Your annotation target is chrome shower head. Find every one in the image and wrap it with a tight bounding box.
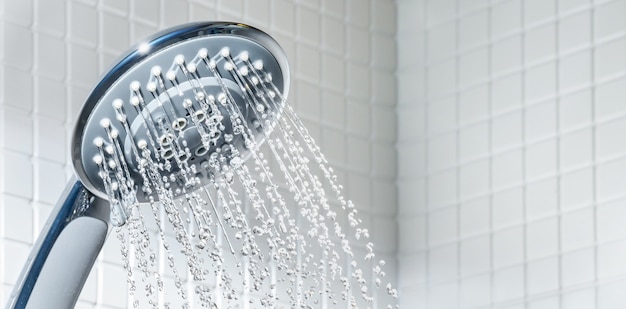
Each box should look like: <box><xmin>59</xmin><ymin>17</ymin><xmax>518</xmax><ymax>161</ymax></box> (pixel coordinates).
<box><xmin>8</xmin><ymin>21</ymin><xmax>291</xmax><ymax>309</ymax></box>
<box><xmin>72</xmin><ymin>22</ymin><xmax>290</xmax><ymax>206</ymax></box>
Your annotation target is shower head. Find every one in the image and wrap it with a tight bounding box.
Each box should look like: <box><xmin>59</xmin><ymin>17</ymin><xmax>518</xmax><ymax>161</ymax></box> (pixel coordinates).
<box><xmin>8</xmin><ymin>21</ymin><xmax>291</xmax><ymax>309</ymax></box>
<box><xmin>72</xmin><ymin>22</ymin><xmax>290</xmax><ymax>206</ymax></box>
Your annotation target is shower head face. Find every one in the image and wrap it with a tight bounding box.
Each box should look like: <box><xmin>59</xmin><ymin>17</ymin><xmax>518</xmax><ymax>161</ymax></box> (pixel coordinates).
<box><xmin>71</xmin><ymin>22</ymin><xmax>290</xmax><ymax>203</ymax></box>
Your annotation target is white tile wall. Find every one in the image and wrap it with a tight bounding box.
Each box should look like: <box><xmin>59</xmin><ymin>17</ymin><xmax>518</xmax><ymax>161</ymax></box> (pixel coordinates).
<box><xmin>397</xmin><ymin>0</ymin><xmax>626</xmax><ymax>307</ymax></box>
<box><xmin>0</xmin><ymin>0</ymin><xmax>398</xmax><ymax>308</ymax></box>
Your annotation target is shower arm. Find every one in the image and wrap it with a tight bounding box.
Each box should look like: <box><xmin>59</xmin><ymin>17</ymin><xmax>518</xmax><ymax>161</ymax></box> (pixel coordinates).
<box><xmin>6</xmin><ymin>176</ymin><xmax>110</xmax><ymax>309</ymax></box>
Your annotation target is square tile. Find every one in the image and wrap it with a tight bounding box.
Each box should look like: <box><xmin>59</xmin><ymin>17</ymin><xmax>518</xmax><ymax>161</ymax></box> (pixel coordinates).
<box><xmin>526</xmin><ymin>177</ymin><xmax>558</xmax><ymax>219</ymax></box>
<box><xmin>562</xmin><ymin>248</ymin><xmax>595</xmax><ymax>287</ymax></box>
<box><xmin>594</xmin><ymin>0</ymin><xmax>626</xmax><ymax>41</ymax></box>
<box><xmin>69</xmin><ymin>1</ymin><xmax>98</xmax><ymax>46</ymax></box>
<box><xmin>3</xmin><ymin>0</ymin><xmax>33</xmax><ymax>27</ymax></box>
<box><xmin>1</xmin><ymin>150</ymin><xmax>33</xmax><ymax>198</ymax></box>
<box><xmin>427</xmin><ymin>0</ymin><xmax>455</xmax><ymax>26</ymax></box>
<box><xmin>561</xmin><ymin>208</ymin><xmax>595</xmax><ymax>251</ymax></box>
<box><xmin>595</xmin><ymin>38</ymin><xmax>626</xmax><ymax>81</ymax></box>
<box><xmin>597</xmin><ymin>199</ymin><xmax>626</xmax><ymax>242</ymax></box>
<box><xmin>102</xmin><ymin>12</ymin><xmax>129</xmax><ymax>52</ymax></box>
<box><xmin>492</xmin><ymin>111</ymin><xmax>523</xmax><ymax>152</ymax></box>
<box><xmin>527</xmin><ymin>256</ymin><xmax>559</xmax><ymax>295</ymax></box>
<box><xmin>525</xmin><ymin>140</ymin><xmax>557</xmax><ymax>181</ymax></box>
<box><xmin>525</xmin><ymin>23</ymin><xmax>556</xmax><ymax>65</ymax></box>
<box><xmin>559</xmin><ymin>10</ymin><xmax>591</xmax><ymax>52</ymax></box>
<box><xmin>560</xmin><ymin>168</ymin><xmax>594</xmax><ymax>210</ymax></box>
<box><xmin>428</xmin><ymin>281</ymin><xmax>459</xmax><ymax>308</ymax></box>
<box><xmin>459</xmin><ymin>85</ymin><xmax>489</xmax><ymax>125</ymax></box>
<box><xmin>597</xmin><ymin>117</ymin><xmax>626</xmax><ymax>161</ymax></box>
<box><xmin>1</xmin><ymin>109</ymin><xmax>33</xmax><ymax>155</ymax></box>
<box><xmin>2</xmin><ymin>195</ymin><xmax>32</xmax><ymax>243</ymax></box>
<box><xmin>595</xmin><ymin>77</ymin><xmax>626</xmax><ymax>122</ymax></box>
<box><xmin>559</xmin><ymin>50</ymin><xmax>592</xmax><ymax>92</ymax></box>
<box><xmin>346</xmin><ymin>136</ymin><xmax>370</xmax><ymax>172</ymax></box>
<box><xmin>492</xmin><ymin>73</ymin><xmax>523</xmax><ymax>114</ymax></box>
<box><xmin>526</xmin><ymin>217</ymin><xmax>558</xmax><ymax>259</ymax></box>
<box><xmin>459</xmin><ymin>47</ymin><xmax>489</xmax><ymax>88</ymax></box>
<box><xmin>460</xmin><ymin>274</ymin><xmax>491</xmax><ymax>308</ymax></box>
<box><xmin>36</xmin><ymin>76</ymin><xmax>66</xmax><ymax>123</ymax></box>
<box><xmin>346</xmin><ymin>101</ymin><xmax>370</xmax><ymax>136</ymax></box>
<box><xmin>491</xmin><ymin>0</ymin><xmax>522</xmax><ymax>39</ymax></box>
<box><xmin>399</xmin><ymin>215</ymin><xmax>427</xmax><ymax>252</ymax></box>
<box><xmin>493</xmin><ymin>226</ymin><xmax>524</xmax><ymax>268</ymax></box>
<box><xmin>273</xmin><ymin>0</ymin><xmax>295</xmax><ymax>34</ymax></box>
<box><xmin>372</xmin><ymin>106</ymin><xmax>396</xmax><ymax>141</ymax></box>
<box><xmin>459</xmin><ymin>121</ymin><xmax>489</xmax><ymax>161</ymax></box>
<box><xmin>428</xmin><ymin>169</ymin><xmax>458</xmax><ymax>208</ymax></box>
<box><xmin>598</xmin><ymin>280</ymin><xmax>626</xmax><ymax>308</ymax></box>
<box><xmin>558</xmin><ymin>0</ymin><xmax>590</xmax><ymax>12</ymax></box>
<box><xmin>524</xmin><ymin>0</ymin><xmax>556</xmax><ymax>25</ymax></box>
<box><xmin>428</xmin><ymin>244</ymin><xmax>458</xmax><ymax>283</ymax></box>
<box><xmin>525</xmin><ymin>100</ymin><xmax>557</xmax><ymax>142</ymax></box>
<box><xmin>493</xmin><ymin>187</ymin><xmax>524</xmax><ymax>229</ymax></box>
<box><xmin>563</xmin><ymin>288</ymin><xmax>596</xmax><ymax>309</ymax></box>
<box><xmin>37</xmin><ymin>33</ymin><xmax>66</xmax><ymax>79</ymax></box>
<box><xmin>427</xmin><ymin>132</ymin><xmax>457</xmax><ymax>172</ymax></box>
<box><xmin>298</xmin><ymin>6</ymin><xmax>320</xmax><ymax>44</ymax></box>
<box><xmin>459</xmin><ymin>10</ymin><xmax>489</xmax><ymax>50</ymax></box>
<box><xmin>560</xmin><ymin>128</ymin><xmax>593</xmax><ymax>171</ymax></box>
<box><xmin>460</xmin><ymin>197</ymin><xmax>490</xmax><ymax>236</ymax></box>
<box><xmin>427</xmin><ymin>23</ymin><xmax>456</xmax><ymax>62</ymax></box>
<box><xmin>493</xmin><ymin>265</ymin><xmax>525</xmax><ymax>303</ymax></box>
<box><xmin>459</xmin><ymin>159</ymin><xmax>490</xmax><ymax>200</ymax></box>
<box><xmin>372</xmin><ymin>143</ymin><xmax>396</xmax><ymax>178</ymax></box>
<box><xmin>492</xmin><ymin>149</ymin><xmax>523</xmax><ymax>189</ymax></box>
<box><xmin>491</xmin><ymin>35</ymin><xmax>522</xmax><ymax>76</ymax></box>
<box><xmin>598</xmin><ymin>240</ymin><xmax>626</xmax><ymax>279</ymax></box>
<box><xmin>35</xmin><ymin>161</ymin><xmax>66</xmax><ymax>205</ymax></box>
<box><xmin>460</xmin><ymin>235</ymin><xmax>490</xmax><ymax>276</ymax></box>
<box><xmin>525</xmin><ymin>61</ymin><xmax>557</xmax><ymax>102</ymax></box>
<box><xmin>398</xmin><ymin>252</ymin><xmax>427</xmax><ymax>286</ymax></box>
<box><xmin>346</xmin><ymin>62</ymin><xmax>370</xmax><ymax>100</ymax></box>
<box><xmin>35</xmin><ymin>118</ymin><xmax>66</xmax><ymax>163</ymax></box>
<box><xmin>427</xmin><ymin>59</ymin><xmax>456</xmax><ymax>98</ymax></box>
<box><xmin>246</xmin><ymin>0</ymin><xmax>270</xmax><ymax>24</ymax></box>
<box><xmin>429</xmin><ymin>207</ymin><xmax>458</xmax><ymax>245</ymax></box>
<box><xmin>3</xmin><ymin>66</ymin><xmax>34</xmax><ymax>112</ymax></box>
<box><xmin>2</xmin><ymin>240</ymin><xmax>30</xmax><ymax>284</ymax></box>
<box><xmin>428</xmin><ymin>97</ymin><xmax>456</xmax><ymax>135</ymax></box>
<box><xmin>597</xmin><ymin>157</ymin><xmax>626</xmax><ymax>202</ymax></box>
<box><xmin>560</xmin><ymin>90</ymin><xmax>592</xmax><ymax>131</ymax></box>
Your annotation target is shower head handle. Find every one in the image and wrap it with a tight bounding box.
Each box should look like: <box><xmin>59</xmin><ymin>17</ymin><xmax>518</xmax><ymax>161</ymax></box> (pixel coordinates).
<box><xmin>7</xmin><ymin>178</ymin><xmax>109</xmax><ymax>309</ymax></box>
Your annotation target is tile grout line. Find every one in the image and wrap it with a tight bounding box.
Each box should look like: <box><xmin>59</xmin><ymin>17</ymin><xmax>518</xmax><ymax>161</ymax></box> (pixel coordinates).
<box><xmin>554</xmin><ymin>1</ymin><xmax>563</xmax><ymax>307</ymax></box>
<box><xmin>590</xmin><ymin>0</ymin><xmax>599</xmax><ymax>306</ymax></box>
<box><xmin>423</xmin><ymin>0</ymin><xmax>431</xmax><ymax>307</ymax></box>
<box><xmin>520</xmin><ymin>0</ymin><xmax>528</xmax><ymax>306</ymax></box>
<box><xmin>453</xmin><ymin>0</ymin><xmax>461</xmax><ymax>306</ymax></box>
<box><xmin>486</xmin><ymin>0</ymin><xmax>495</xmax><ymax>307</ymax></box>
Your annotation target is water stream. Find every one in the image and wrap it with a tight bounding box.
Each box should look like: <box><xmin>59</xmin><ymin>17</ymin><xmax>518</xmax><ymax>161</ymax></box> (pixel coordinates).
<box><xmin>95</xmin><ymin>49</ymin><xmax>399</xmax><ymax>308</ymax></box>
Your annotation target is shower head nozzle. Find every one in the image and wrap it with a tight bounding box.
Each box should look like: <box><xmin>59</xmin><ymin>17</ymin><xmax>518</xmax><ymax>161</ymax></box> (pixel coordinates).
<box><xmin>71</xmin><ymin>22</ymin><xmax>290</xmax><ymax>206</ymax></box>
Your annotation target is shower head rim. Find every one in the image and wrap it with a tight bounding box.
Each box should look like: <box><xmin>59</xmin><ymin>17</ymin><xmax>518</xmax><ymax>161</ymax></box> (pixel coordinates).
<box><xmin>70</xmin><ymin>21</ymin><xmax>291</xmax><ymax>201</ymax></box>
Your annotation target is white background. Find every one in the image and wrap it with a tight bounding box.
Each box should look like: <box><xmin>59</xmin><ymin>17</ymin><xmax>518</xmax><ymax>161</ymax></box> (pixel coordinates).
<box><xmin>398</xmin><ymin>0</ymin><xmax>626</xmax><ymax>308</ymax></box>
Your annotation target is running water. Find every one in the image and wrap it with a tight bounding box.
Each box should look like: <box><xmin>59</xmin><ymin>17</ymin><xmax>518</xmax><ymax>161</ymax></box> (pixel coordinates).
<box><xmin>93</xmin><ymin>47</ymin><xmax>399</xmax><ymax>308</ymax></box>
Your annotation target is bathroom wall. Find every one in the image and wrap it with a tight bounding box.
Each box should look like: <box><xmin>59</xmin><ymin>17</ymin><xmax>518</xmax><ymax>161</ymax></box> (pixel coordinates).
<box><xmin>397</xmin><ymin>0</ymin><xmax>626</xmax><ymax>307</ymax></box>
<box><xmin>0</xmin><ymin>0</ymin><xmax>397</xmax><ymax>308</ymax></box>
